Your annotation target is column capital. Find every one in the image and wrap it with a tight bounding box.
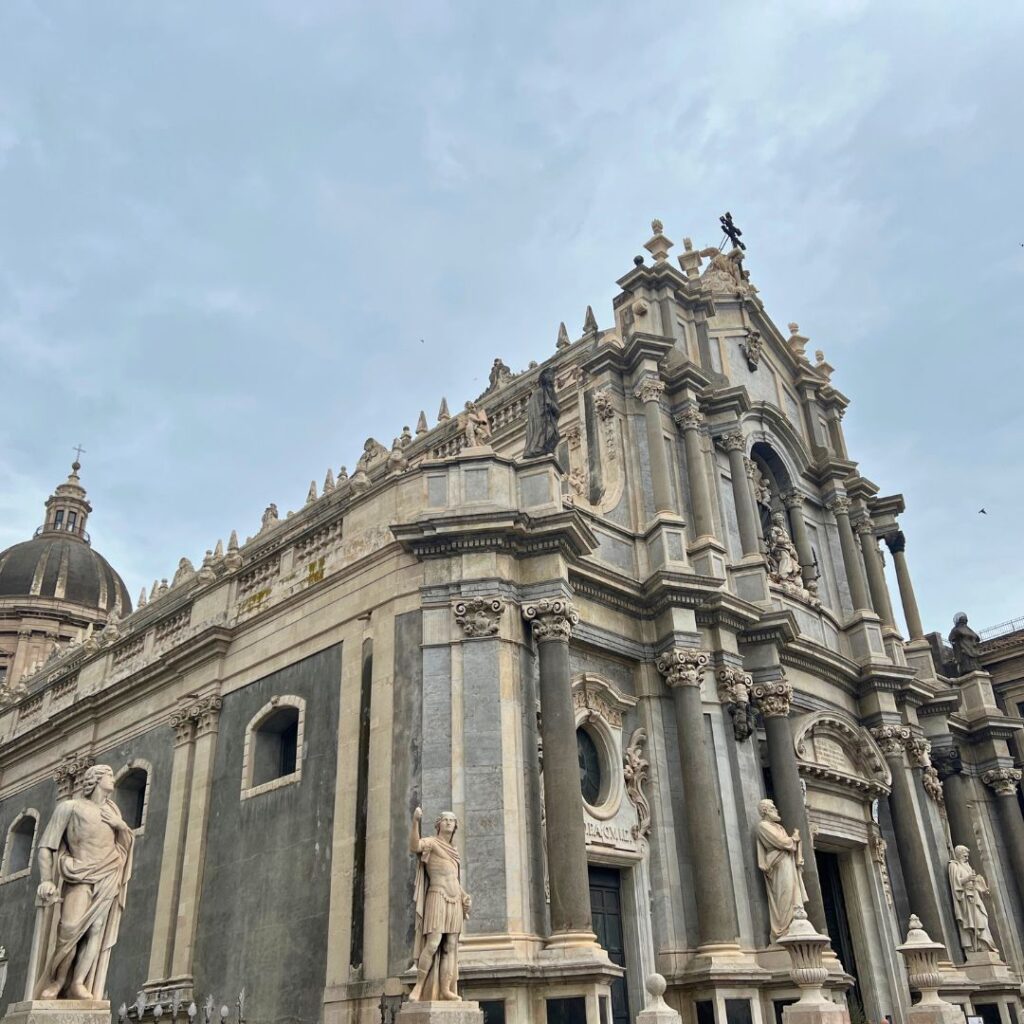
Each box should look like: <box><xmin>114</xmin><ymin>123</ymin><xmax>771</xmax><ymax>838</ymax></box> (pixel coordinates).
<box><xmin>982</xmin><ymin>766</ymin><xmax>1022</xmax><ymax>797</ymax></box>
<box><xmin>750</xmin><ymin>677</ymin><xmax>793</xmax><ymax>717</ymax></box>
<box><xmin>884</xmin><ymin>529</ymin><xmax>906</xmax><ymax>554</ymax></box>
<box><xmin>655</xmin><ymin>647</ymin><xmax>710</xmax><ymax>688</ymax></box>
<box><xmin>933</xmin><ymin>746</ymin><xmax>962</xmax><ymax>780</ymax></box>
<box><xmin>674</xmin><ymin>407</ymin><xmax>705</xmax><ymax>432</ymax></box>
<box><xmin>715</xmin><ymin>665</ymin><xmax>753</xmax><ymax>703</ymax></box>
<box><xmin>189</xmin><ymin>693</ymin><xmax>223</xmax><ymax>738</ymax></box>
<box><xmin>169</xmin><ymin>706</ymin><xmax>195</xmax><ymax>746</ymax></box>
<box><xmin>53</xmin><ymin>750</ymin><xmax>95</xmax><ymax>799</ymax></box>
<box><xmin>633</xmin><ymin>376</ymin><xmax>666</xmax><ymax>404</ymax></box>
<box><xmin>781</xmin><ymin>488</ymin><xmax>805</xmax><ymax>510</ymax></box>
<box><xmin>523</xmin><ymin>597</ymin><xmax>579</xmax><ymax>643</ymax></box>
<box><xmin>871</xmin><ymin>724</ymin><xmax>911</xmax><ymax>758</ymax></box>
<box><xmin>453</xmin><ymin>596</ymin><xmax>505</xmax><ymax>638</ymax></box>
<box><xmin>827</xmin><ymin>495</ymin><xmax>852</xmax><ymax>517</ymax></box>
<box><xmin>852</xmin><ymin>516</ymin><xmax>876</xmax><ymax>537</ymax></box>
<box><xmin>716</xmin><ymin>430</ymin><xmax>747</xmax><ymax>453</ymax></box>
<box><xmin>905</xmin><ymin>735</ymin><xmax>932</xmax><ymax>768</ymax></box>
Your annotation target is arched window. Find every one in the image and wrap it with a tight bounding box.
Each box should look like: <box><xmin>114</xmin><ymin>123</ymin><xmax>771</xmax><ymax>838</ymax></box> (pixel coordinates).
<box><xmin>242</xmin><ymin>695</ymin><xmax>306</xmax><ymax>799</ymax></box>
<box><xmin>1</xmin><ymin>809</ymin><xmax>39</xmax><ymax>882</ymax></box>
<box><xmin>114</xmin><ymin>761</ymin><xmax>151</xmax><ymax>832</ymax></box>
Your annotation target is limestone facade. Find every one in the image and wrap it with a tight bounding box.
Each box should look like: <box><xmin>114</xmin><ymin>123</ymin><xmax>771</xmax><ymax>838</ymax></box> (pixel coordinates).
<box><xmin>1</xmin><ymin>222</ymin><xmax>1023</xmax><ymax>1024</ymax></box>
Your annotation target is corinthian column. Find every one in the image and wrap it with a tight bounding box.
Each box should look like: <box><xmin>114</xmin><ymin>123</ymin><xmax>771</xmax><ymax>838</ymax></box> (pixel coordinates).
<box><xmin>982</xmin><ymin>768</ymin><xmax>1024</xmax><ymax>898</ymax></box>
<box><xmin>523</xmin><ymin>598</ymin><xmax>594</xmax><ymax>940</ymax></box>
<box><xmin>750</xmin><ymin>676</ymin><xmax>828</xmax><ymax>936</ymax></box>
<box><xmin>634</xmin><ymin>376</ymin><xmax>675</xmax><ymax>516</ymax></box>
<box><xmin>828</xmin><ymin>496</ymin><xmax>871</xmax><ymax>613</ymax></box>
<box><xmin>674</xmin><ymin>406</ymin><xmax>716</xmax><ymax>540</ymax></box>
<box><xmin>854</xmin><ymin>517</ymin><xmax>896</xmax><ymax>629</ymax></box>
<box><xmin>872</xmin><ymin>725</ymin><xmax>944</xmax><ymax>943</ymax></box>
<box><xmin>718</xmin><ymin>431</ymin><xmax>760</xmax><ymax>556</ymax></box>
<box><xmin>656</xmin><ymin>648</ymin><xmax>739</xmax><ymax>945</ymax></box>
<box><xmin>884</xmin><ymin>531</ymin><xmax>924</xmax><ymax>640</ymax></box>
<box><xmin>781</xmin><ymin>489</ymin><xmax>817</xmax><ymax>590</ymax></box>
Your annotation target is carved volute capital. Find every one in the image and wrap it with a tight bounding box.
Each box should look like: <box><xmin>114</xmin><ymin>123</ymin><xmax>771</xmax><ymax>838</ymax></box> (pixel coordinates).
<box><xmin>633</xmin><ymin>376</ymin><xmax>666</xmax><ymax>405</ymax></box>
<box><xmin>871</xmin><ymin>724</ymin><xmax>912</xmax><ymax>759</ymax></box>
<box><xmin>906</xmin><ymin>735</ymin><xmax>932</xmax><ymax>768</ymax></box>
<box><xmin>453</xmin><ymin>597</ymin><xmax>505</xmax><ymax>638</ymax></box>
<box><xmin>523</xmin><ymin>598</ymin><xmax>579</xmax><ymax>644</ymax></box>
<box><xmin>674</xmin><ymin>407</ymin><xmax>705</xmax><ymax>432</ymax></box>
<box><xmin>715</xmin><ymin>665</ymin><xmax>753</xmax><ymax>704</ymax></box>
<box><xmin>852</xmin><ymin>516</ymin><xmax>876</xmax><ymax>538</ymax></box>
<box><xmin>982</xmin><ymin>766</ymin><xmax>1022</xmax><ymax>797</ymax></box>
<box><xmin>933</xmin><ymin>746</ymin><xmax>963</xmax><ymax>780</ymax></box>
<box><xmin>189</xmin><ymin>694</ymin><xmax>223</xmax><ymax>738</ymax></box>
<box><xmin>53</xmin><ymin>751</ymin><xmax>96</xmax><ymax>799</ymax></box>
<box><xmin>655</xmin><ymin>647</ymin><xmax>710</xmax><ymax>689</ymax></box>
<box><xmin>827</xmin><ymin>495</ymin><xmax>852</xmax><ymax>518</ymax></box>
<box><xmin>170</xmin><ymin>707</ymin><xmax>195</xmax><ymax>746</ymax></box>
<box><xmin>781</xmin><ymin>488</ymin><xmax>804</xmax><ymax>511</ymax></box>
<box><xmin>884</xmin><ymin>530</ymin><xmax>907</xmax><ymax>555</ymax></box>
<box><xmin>717</xmin><ymin>430</ymin><xmax>747</xmax><ymax>454</ymax></box>
<box><xmin>750</xmin><ymin>678</ymin><xmax>793</xmax><ymax>718</ymax></box>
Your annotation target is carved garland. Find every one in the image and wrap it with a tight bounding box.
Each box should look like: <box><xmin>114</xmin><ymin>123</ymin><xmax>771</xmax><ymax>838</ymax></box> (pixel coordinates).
<box><xmin>623</xmin><ymin>728</ymin><xmax>651</xmax><ymax>842</ymax></box>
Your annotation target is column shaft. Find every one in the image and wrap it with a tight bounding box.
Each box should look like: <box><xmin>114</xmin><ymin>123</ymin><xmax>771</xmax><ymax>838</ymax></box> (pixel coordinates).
<box><xmin>721</xmin><ymin>435</ymin><xmax>760</xmax><ymax>556</ymax></box>
<box><xmin>830</xmin><ymin>498</ymin><xmax>871</xmax><ymax>612</ymax></box>
<box><xmin>885</xmin><ymin>532</ymin><xmax>924</xmax><ymax>639</ymax></box>
<box><xmin>984</xmin><ymin>770</ymin><xmax>1024</xmax><ymax>902</ymax></box>
<box><xmin>942</xmin><ymin>774</ymin><xmax>974</xmax><ymax>850</ymax></box>
<box><xmin>677</xmin><ymin>410</ymin><xmax>716</xmax><ymax>540</ymax></box>
<box><xmin>857</xmin><ymin>523</ymin><xmax>896</xmax><ymax>629</ymax></box>
<box><xmin>782</xmin><ymin>491</ymin><xmax>817</xmax><ymax>587</ymax></box>
<box><xmin>658</xmin><ymin>650</ymin><xmax>739</xmax><ymax>946</ymax></box>
<box><xmin>636</xmin><ymin>378</ymin><xmax>675</xmax><ymax>516</ymax></box>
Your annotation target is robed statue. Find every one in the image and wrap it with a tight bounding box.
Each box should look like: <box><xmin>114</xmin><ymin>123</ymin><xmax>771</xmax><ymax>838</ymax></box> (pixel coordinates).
<box><xmin>33</xmin><ymin>764</ymin><xmax>134</xmax><ymax>1000</ymax></box>
<box><xmin>948</xmin><ymin>845</ymin><xmax>997</xmax><ymax>953</ymax></box>
<box><xmin>755</xmin><ymin>798</ymin><xmax>808</xmax><ymax>941</ymax></box>
<box><xmin>408</xmin><ymin>807</ymin><xmax>471</xmax><ymax>1001</ymax></box>
<box><xmin>522</xmin><ymin>368</ymin><xmax>560</xmax><ymax>459</ymax></box>
<box><xmin>948</xmin><ymin>613</ymin><xmax>982</xmax><ymax>676</ymax></box>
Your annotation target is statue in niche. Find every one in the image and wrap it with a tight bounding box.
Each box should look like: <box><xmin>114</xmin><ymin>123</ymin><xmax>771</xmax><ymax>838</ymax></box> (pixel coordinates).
<box><xmin>755</xmin><ymin>798</ymin><xmax>808</xmax><ymax>941</ymax></box>
<box><xmin>408</xmin><ymin>807</ymin><xmax>471</xmax><ymax>1001</ymax></box>
<box><xmin>948</xmin><ymin>845</ymin><xmax>997</xmax><ymax>953</ymax></box>
<box><xmin>33</xmin><ymin>764</ymin><xmax>134</xmax><ymax>1000</ymax></box>
<box><xmin>522</xmin><ymin>367</ymin><xmax>560</xmax><ymax>458</ymax></box>
<box><xmin>948</xmin><ymin>613</ymin><xmax>982</xmax><ymax>676</ymax></box>
<box><xmin>460</xmin><ymin>401</ymin><xmax>491</xmax><ymax>447</ymax></box>
<box><xmin>766</xmin><ymin>512</ymin><xmax>803</xmax><ymax>586</ymax></box>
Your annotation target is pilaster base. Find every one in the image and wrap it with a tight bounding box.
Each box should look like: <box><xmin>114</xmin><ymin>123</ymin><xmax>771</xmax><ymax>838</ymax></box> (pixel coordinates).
<box><xmin>1</xmin><ymin>1001</ymin><xmax>111</xmax><ymax>1024</ymax></box>
<box><xmin>843</xmin><ymin>610</ymin><xmax>886</xmax><ymax>664</ymax></box>
<box><xmin>962</xmin><ymin>950</ymin><xmax>1017</xmax><ymax>984</ymax></box>
<box><xmin>781</xmin><ymin>998</ymin><xmax>850</xmax><ymax>1024</ymax></box>
<box><xmin>642</xmin><ymin>517</ymin><xmax>691</xmax><ymax>575</ymax></box>
<box><xmin>397</xmin><ymin>1001</ymin><xmax>484</xmax><ymax>1024</ymax></box>
<box><xmin>681</xmin><ymin>944</ymin><xmax>770</xmax><ymax>986</ymax></box>
<box><xmin>906</xmin><ymin>999</ymin><xmax>967</xmax><ymax>1024</ymax></box>
<box><xmin>730</xmin><ymin>560</ymin><xmax>770</xmax><ymax>604</ymax></box>
<box><xmin>687</xmin><ymin>538</ymin><xmax>727</xmax><ymax>579</ymax></box>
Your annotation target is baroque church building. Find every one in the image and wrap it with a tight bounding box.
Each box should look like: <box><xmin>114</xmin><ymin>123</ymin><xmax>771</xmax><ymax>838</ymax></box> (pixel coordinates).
<box><xmin>1</xmin><ymin>222</ymin><xmax>1023</xmax><ymax>1024</ymax></box>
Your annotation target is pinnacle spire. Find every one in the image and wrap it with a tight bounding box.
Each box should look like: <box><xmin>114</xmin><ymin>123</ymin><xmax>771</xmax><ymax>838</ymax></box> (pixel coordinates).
<box><xmin>556</xmin><ymin>322</ymin><xmax>570</xmax><ymax>349</ymax></box>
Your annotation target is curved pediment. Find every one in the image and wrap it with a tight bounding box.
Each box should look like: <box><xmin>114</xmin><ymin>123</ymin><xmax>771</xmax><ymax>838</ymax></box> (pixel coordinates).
<box><xmin>793</xmin><ymin>710</ymin><xmax>891</xmax><ymax>796</ymax></box>
<box><xmin>572</xmin><ymin>672</ymin><xmax>637</xmax><ymax>728</ymax></box>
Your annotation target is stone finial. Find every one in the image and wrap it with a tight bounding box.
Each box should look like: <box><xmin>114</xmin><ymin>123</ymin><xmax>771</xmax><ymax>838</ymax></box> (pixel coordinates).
<box><xmin>399</xmin><ymin>425</ymin><xmax>413</xmax><ymax>448</ymax></box>
<box><xmin>416</xmin><ymin>410</ymin><xmax>428</xmax><ymax>435</ymax></box>
<box><xmin>644</xmin><ymin>219</ymin><xmax>674</xmax><ymax>263</ymax></box>
<box><xmin>582</xmin><ymin>306</ymin><xmax>599</xmax><ymax>336</ymax></box>
<box><xmin>788</xmin><ymin>322</ymin><xmax>800</xmax><ymax>335</ymax></box>
<box><xmin>149</xmin><ymin>579</ymin><xmax>160</xmax><ymax>602</ymax></box>
<box><xmin>306</xmin><ymin>481</ymin><xmax>318</xmax><ymax>505</ymax></box>
<box><xmin>214</xmin><ymin>538</ymin><xmax>224</xmax><ymax>558</ymax></box>
<box><xmin>228</xmin><ymin>530</ymin><xmax>239</xmax><ymax>551</ymax></box>
<box><xmin>137</xmin><ymin>587</ymin><xmax>148</xmax><ymax>608</ymax></box>
<box><xmin>635</xmin><ymin>974</ymin><xmax>679</xmax><ymax>1024</ymax></box>
<box><xmin>224</xmin><ymin>531</ymin><xmax>243</xmax><ymax>571</ymax></box>
<box><xmin>337</xmin><ymin>465</ymin><xmax>348</xmax><ymax>482</ymax></box>
<box><xmin>437</xmin><ymin>397</ymin><xmax>450</xmax><ymax>422</ymax></box>
<box><xmin>556</xmin><ymin>321</ymin><xmax>571</xmax><ymax>349</ymax></box>
<box><xmin>814</xmin><ymin>349</ymin><xmax>834</xmax><ymax>380</ymax></box>
<box><xmin>323</xmin><ymin>468</ymin><xmax>335</xmax><ymax>493</ymax></box>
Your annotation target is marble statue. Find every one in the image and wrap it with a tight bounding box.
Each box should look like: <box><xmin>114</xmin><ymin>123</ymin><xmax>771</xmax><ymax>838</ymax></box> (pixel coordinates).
<box><xmin>523</xmin><ymin>368</ymin><xmax>560</xmax><ymax>459</ymax></box>
<box><xmin>409</xmin><ymin>807</ymin><xmax>471</xmax><ymax>1002</ymax></box>
<box><xmin>461</xmin><ymin>402</ymin><xmax>491</xmax><ymax>447</ymax></box>
<box><xmin>487</xmin><ymin>358</ymin><xmax>512</xmax><ymax>391</ymax></box>
<box><xmin>34</xmin><ymin>764</ymin><xmax>134</xmax><ymax>1000</ymax></box>
<box><xmin>766</xmin><ymin>512</ymin><xmax>802</xmax><ymax>586</ymax></box>
<box><xmin>755</xmin><ymin>798</ymin><xmax>808</xmax><ymax>941</ymax></box>
<box><xmin>947</xmin><ymin>845</ymin><xmax>997</xmax><ymax>953</ymax></box>
<box><xmin>948</xmin><ymin>613</ymin><xmax>982</xmax><ymax>676</ymax></box>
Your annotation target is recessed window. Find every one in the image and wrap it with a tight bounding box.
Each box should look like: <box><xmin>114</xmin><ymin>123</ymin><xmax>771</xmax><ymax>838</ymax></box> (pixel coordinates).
<box><xmin>67</xmin><ymin>512</ymin><xmax>77</xmax><ymax>531</ymax></box>
<box><xmin>114</xmin><ymin>766</ymin><xmax>149</xmax><ymax>831</ymax></box>
<box><xmin>1</xmin><ymin>810</ymin><xmax>39</xmax><ymax>881</ymax></box>
<box><xmin>53</xmin><ymin>510</ymin><xmax>64</xmax><ymax>529</ymax></box>
<box><xmin>577</xmin><ymin>727</ymin><xmax>602</xmax><ymax>805</ymax></box>
<box><xmin>242</xmin><ymin>696</ymin><xmax>306</xmax><ymax>799</ymax></box>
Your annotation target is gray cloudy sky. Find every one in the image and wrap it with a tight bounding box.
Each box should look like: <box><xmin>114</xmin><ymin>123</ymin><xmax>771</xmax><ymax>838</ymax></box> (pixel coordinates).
<box><xmin>1</xmin><ymin>1</ymin><xmax>1021</xmax><ymax>635</ymax></box>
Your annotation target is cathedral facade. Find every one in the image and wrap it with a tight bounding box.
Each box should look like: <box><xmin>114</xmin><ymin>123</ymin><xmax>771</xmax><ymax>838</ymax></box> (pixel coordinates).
<box><xmin>1</xmin><ymin>222</ymin><xmax>1023</xmax><ymax>1024</ymax></box>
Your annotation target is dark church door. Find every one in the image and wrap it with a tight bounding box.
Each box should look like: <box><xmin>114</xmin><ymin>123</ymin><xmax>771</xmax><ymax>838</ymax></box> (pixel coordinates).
<box><xmin>589</xmin><ymin>866</ymin><xmax>630</xmax><ymax>1024</ymax></box>
<box><xmin>816</xmin><ymin>851</ymin><xmax>862</xmax><ymax>1009</ymax></box>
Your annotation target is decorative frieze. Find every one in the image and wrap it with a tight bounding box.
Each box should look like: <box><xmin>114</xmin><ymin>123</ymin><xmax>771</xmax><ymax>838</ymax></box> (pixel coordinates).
<box><xmin>750</xmin><ymin>677</ymin><xmax>793</xmax><ymax>718</ymax></box>
<box><xmin>982</xmin><ymin>767</ymin><xmax>1022</xmax><ymax>797</ymax></box>
<box><xmin>453</xmin><ymin>597</ymin><xmax>505</xmax><ymax>638</ymax></box>
<box><xmin>655</xmin><ymin>648</ymin><xmax>709</xmax><ymax>689</ymax></box>
<box><xmin>871</xmin><ymin>724</ymin><xmax>912</xmax><ymax>759</ymax></box>
<box><xmin>522</xmin><ymin>598</ymin><xmax>579</xmax><ymax>643</ymax></box>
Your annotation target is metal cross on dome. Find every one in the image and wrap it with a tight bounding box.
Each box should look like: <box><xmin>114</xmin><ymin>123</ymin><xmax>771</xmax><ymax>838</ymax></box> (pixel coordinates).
<box><xmin>719</xmin><ymin>212</ymin><xmax>746</xmax><ymax>251</ymax></box>
<box><xmin>72</xmin><ymin>444</ymin><xmax>86</xmax><ymax>462</ymax></box>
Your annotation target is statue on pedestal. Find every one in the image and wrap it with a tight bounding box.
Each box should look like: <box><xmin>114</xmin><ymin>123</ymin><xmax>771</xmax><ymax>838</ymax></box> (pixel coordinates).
<box><xmin>947</xmin><ymin>845</ymin><xmax>997</xmax><ymax>953</ymax></box>
<box><xmin>33</xmin><ymin>764</ymin><xmax>134</xmax><ymax>1000</ymax></box>
<box><xmin>766</xmin><ymin>513</ymin><xmax>802</xmax><ymax>587</ymax></box>
<box><xmin>755</xmin><ymin>798</ymin><xmax>808</xmax><ymax>941</ymax></box>
<box><xmin>948</xmin><ymin>614</ymin><xmax>982</xmax><ymax>676</ymax></box>
<box><xmin>409</xmin><ymin>807</ymin><xmax>471</xmax><ymax>1002</ymax></box>
<box><xmin>522</xmin><ymin>368</ymin><xmax>560</xmax><ymax>459</ymax></box>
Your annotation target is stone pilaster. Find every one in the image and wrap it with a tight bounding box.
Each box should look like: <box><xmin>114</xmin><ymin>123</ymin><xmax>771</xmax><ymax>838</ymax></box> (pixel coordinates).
<box><xmin>674</xmin><ymin>407</ymin><xmax>716</xmax><ymax>540</ymax></box>
<box><xmin>522</xmin><ymin>598</ymin><xmax>595</xmax><ymax>943</ymax></box>
<box><xmin>883</xmin><ymin>531</ymin><xmax>924</xmax><ymax>640</ymax></box>
<box><xmin>750</xmin><ymin>675</ymin><xmax>828</xmax><ymax>938</ymax></box>
<box><xmin>655</xmin><ymin>647</ymin><xmax>739</xmax><ymax>947</ymax></box>
<box><xmin>981</xmin><ymin>767</ymin><xmax>1024</xmax><ymax>900</ymax></box>
<box><xmin>633</xmin><ymin>376</ymin><xmax>675</xmax><ymax>517</ymax></box>
<box><xmin>828</xmin><ymin>496</ymin><xmax>871</xmax><ymax>613</ymax></box>
<box><xmin>717</xmin><ymin>432</ymin><xmax>760</xmax><ymax>557</ymax></box>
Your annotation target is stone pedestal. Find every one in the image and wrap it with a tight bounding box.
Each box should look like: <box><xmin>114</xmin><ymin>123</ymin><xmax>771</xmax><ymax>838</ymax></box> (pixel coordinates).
<box><xmin>397</xmin><ymin>1001</ymin><xmax>484</xmax><ymax>1024</ymax></box>
<box><xmin>1</xmin><ymin>1001</ymin><xmax>111</xmax><ymax>1024</ymax></box>
<box><xmin>782</xmin><ymin>1000</ymin><xmax>851</xmax><ymax>1024</ymax></box>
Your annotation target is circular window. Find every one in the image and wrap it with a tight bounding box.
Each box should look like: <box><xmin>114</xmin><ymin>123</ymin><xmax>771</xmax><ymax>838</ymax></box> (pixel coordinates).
<box><xmin>577</xmin><ymin>727</ymin><xmax>602</xmax><ymax>805</ymax></box>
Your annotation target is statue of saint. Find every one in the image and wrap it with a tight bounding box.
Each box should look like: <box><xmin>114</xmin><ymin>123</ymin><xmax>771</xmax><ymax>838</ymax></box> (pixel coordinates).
<box><xmin>766</xmin><ymin>512</ymin><xmax>802</xmax><ymax>586</ymax></box>
<box><xmin>755</xmin><ymin>798</ymin><xmax>808</xmax><ymax>941</ymax></box>
<box><xmin>947</xmin><ymin>845</ymin><xmax>997</xmax><ymax>953</ymax></box>
<box><xmin>461</xmin><ymin>402</ymin><xmax>492</xmax><ymax>447</ymax></box>
<box><xmin>409</xmin><ymin>807</ymin><xmax>471</xmax><ymax>1002</ymax></box>
<box><xmin>522</xmin><ymin>368</ymin><xmax>560</xmax><ymax>459</ymax></box>
<box><xmin>948</xmin><ymin>613</ymin><xmax>982</xmax><ymax>676</ymax></box>
<box><xmin>34</xmin><ymin>764</ymin><xmax>134</xmax><ymax>1000</ymax></box>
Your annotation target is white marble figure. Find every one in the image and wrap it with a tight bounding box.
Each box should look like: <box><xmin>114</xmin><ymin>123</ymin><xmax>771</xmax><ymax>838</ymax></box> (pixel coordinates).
<box><xmin>34</xmin><ymin>764</ymin><xmax>134</xmax><ymax>1000</ymax></box>
<box><xmin>755</xmin><ymin>798</ymin><xmax>808</xmax><ymax>941</ymax></box>
<box><xmin>948</xmin><ymin>845</ymin><xmax>997</xmax><ymax>953</ymax></box>
<box><xmin>766</xmin><ymin>512</ymin><xmax>802</xmax><ymax>586</ymax></box>
<box><xmin>409</xmin><ymin>807</ymin><xmax>471</xmax><ymax>1002</ymax></box>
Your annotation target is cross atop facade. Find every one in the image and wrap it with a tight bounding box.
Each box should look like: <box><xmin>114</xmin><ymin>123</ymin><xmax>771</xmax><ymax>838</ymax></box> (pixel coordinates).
<box><xmin>719</xmin><ymin>211</ymin><xmax>746</xmax><ymax>251</ymax></box>
<box><xmin>72</xmin><ymin>444</ymin><xmax>86</xmax><ymax>463</ymax></box>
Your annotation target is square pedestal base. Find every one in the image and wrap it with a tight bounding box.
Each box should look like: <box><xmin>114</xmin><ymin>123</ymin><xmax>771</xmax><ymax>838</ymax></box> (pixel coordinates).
<box><xmin>1</xmin><ymin>1001</ymin><xmax>111</xmax><ymax>1024</ymax></box>
<box><xmin>782</xmin><ymin>999</ymin><xmax>850</xmax><ymax>1024</ymax></box>
<box><xmin>397</xmin><ymin>1001</ymin><xmax>484</xmax><ymax>1024</ymax></box>
<box><xmin>907</xmin><ymin>1002</ymin><xmax>967</xmax><ymax>1024</ymax></box>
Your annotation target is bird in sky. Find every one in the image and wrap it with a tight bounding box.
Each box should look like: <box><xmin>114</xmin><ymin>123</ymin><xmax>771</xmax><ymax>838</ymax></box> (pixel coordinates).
<box><xmin>978</xmin><ymin>508</ymin><xmax>988</xmax><ymax>514</ymax></box>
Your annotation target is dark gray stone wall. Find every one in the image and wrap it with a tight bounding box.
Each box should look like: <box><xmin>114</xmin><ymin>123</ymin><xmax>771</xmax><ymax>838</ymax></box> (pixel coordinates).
<box><xmin>388</xmin><ymin>611</ymin><xmax>423</xmax><ymax>976</ymax></box>
<box><xmin>192</xmin><ymin>643</ymin><xmax>342</xmax><ymax>1024</ymax></box>
<box><xmin>567</xmin><ymin>652</ymin><xmax>635</xmax><ymax>697</ymax></box>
